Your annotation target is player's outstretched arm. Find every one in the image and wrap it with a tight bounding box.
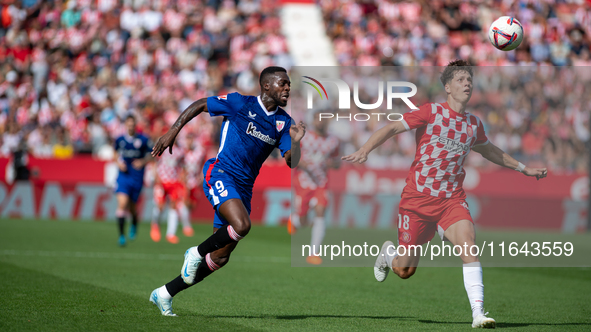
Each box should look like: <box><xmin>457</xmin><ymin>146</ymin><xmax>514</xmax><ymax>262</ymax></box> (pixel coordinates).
<box><xmin>152</xmin><ymin>98</ymin><xmax>207</xmax><ymax>157</ymax></box>
<box><xmin>341</xmin><ymin>121</ymin><xmax>407</xmax><ymax>164</ymax></box>
<box><xmin>472</xmin><ymin>142</ymin><xmax>548</xmax><ymax>180</ymax></box>
<box><xmin>285</xmin><ymin>121</ymin><xmax>306</xmax><ymax>168</ymax></box>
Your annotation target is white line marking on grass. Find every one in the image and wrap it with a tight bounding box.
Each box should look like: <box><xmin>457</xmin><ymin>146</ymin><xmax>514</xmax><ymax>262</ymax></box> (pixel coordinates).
<box><xmin>0</xmin><ymin>250</ymin><xmax>290</xmax><ymax>264</ymax></box>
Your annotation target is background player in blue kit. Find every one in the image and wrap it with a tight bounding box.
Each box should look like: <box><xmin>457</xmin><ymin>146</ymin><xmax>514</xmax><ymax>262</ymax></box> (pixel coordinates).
<box><xmin>148</xmin><ymin>66</ymin><xmax>306</xmax><ymax>316</ymax></box>
<box><xmin>114</xmin><ymin>115</ymin><xmax>153</xmax><ymax>246</ymax></box>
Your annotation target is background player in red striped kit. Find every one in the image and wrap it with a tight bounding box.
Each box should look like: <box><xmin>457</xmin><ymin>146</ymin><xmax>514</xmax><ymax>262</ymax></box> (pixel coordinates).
<box><xmin>342</xmin><ymin>60</ymin><xmax>548</xmax><ymax>328</ymax></box>
<box><xmin>289</xmin><ymin>112</ymin><xmax>340</xmax><ymax>265</ymax></box>
<box><xmin>150</xmin><ymin>140</ymin><xmax>194</xmax><ymax>244</ymax></box>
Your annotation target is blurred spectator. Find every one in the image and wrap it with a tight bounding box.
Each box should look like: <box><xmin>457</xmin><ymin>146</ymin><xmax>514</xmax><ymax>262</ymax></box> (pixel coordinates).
<box><xmin>1</xmin><ymin>120</ymin><xmax>21</xmax><ymax>156</ymax></box>
<box><xmin>53</xmin><ymin>127</ymin><xmax>74</xmax><ymax>159</ymax></box>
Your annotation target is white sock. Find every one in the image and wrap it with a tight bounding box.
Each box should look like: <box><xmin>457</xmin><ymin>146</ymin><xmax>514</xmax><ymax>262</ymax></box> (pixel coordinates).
<box><xmin>310</xmin><ymin>216</ymin><xmax>325</xmax><ymax>256</ymax></box>
<box><xmin>191</xmin><ymin>246</ymin><xmax>203</xmax><ymax>259</ymax></box>
<box><xmin>166</xmin><ymin>209</ymin><xmax>179</xmax><ymax>236</ymax></box>
<box><xmin>178</xmin><ymin>203</ymin><xmax>191</xmax><ymax>228</ymax></box>
<box><xmin>157</xmin><ymin>285</ymin><xmax>172</xmax><ymax>300</ymax></box>
<box><xmin>463</xmin><ymin>262</ymin><xmax>484</xmax><ymax>318</ymax></box>
<box><xmin>386</xmin><ymin>244</ymin><xmax>398</xmax><ymax>269</ymax></box>
<box><xmin>291</xmin><ymin>215</ymin><xmax>301</xmax><ymax>228</ymax></box>
<box><xmin>152</xmin><ymin>206</ymin><xmax>161</xmax><ymax>224</ymax></box>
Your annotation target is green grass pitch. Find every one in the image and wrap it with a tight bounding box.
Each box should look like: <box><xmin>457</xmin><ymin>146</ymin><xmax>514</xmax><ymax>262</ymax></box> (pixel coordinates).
<box><xmin>0</xmin><ymin>219</ymin><xmax>590</xmax><ymax>331</ymax></box>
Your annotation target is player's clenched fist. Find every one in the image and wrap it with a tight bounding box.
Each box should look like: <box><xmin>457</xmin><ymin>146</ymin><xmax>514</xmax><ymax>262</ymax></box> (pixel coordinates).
<box><xmin>341</xmin><ymin>149</ymin><xmax>369</xmax><ymax>164</ymax></box>
<box><xmin>523</xmin><ymin>167</ymin><xmax>548</xmax><ymax>181</ymax></box>
<box><xmin>290</xmin><ymin>121</ymin><xmax>306</xmax><ymax>143</ymax></box>
<box><xmin>152</xmin><ymin>129</ymin><xmax>178</xmax><ymax>157</ymax></box>
<box><xmin>117</xmin><ymin>159</ymin><xmax>127</xmax><ymax>172</ymax></box>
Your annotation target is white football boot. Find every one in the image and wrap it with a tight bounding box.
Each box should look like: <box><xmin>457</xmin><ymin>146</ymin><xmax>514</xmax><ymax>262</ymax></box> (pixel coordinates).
<box><xmin>149</xmin><ymin>289</ymin><xmax>177</xmax><ymax>317</ymax></box>
<box><xmin>472</xmin><ymin>312</ymin><xmax>496</xmax><ymax>328</ymax></box>
<box><xmin>181</xmin><ymin>246</ymin><xmax>202</xmax><ymax>285</ymax></box>
<box><xmin>374</xmin><ymin>241</ymin><xmax>395</xmax><ymax>282</ymax></box>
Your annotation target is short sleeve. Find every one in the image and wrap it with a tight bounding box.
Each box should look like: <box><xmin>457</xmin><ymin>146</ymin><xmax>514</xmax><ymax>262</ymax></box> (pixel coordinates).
<box><xmin>473</xmin><ymin>118</ymin><xmax>489</xmax><ymax>146</ymax></box>
<box><xmin>277</xmin><ymin>117</ymin><xmax>293</xmax><ymax>157</ymax></box>
<box><xmin>206</xmin><ymin>92</ymin><xmax>243</xmax><ymax>118</ymax></box>
<box><xmin>400</xmin><ymin>104</ymin><xmax>431</xmax><ymax>130</ymax></box>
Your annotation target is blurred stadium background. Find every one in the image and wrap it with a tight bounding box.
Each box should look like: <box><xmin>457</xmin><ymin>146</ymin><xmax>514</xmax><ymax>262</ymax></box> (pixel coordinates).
<box><xmin>0</xmin><ymin>0</ymin><xmax>588</xmax><ymax>230</ymax></box>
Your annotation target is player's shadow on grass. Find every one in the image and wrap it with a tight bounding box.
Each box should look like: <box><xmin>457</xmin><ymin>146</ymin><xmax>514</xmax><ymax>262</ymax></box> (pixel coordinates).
<box><xmin>205</xmin><ymin>314</ymin><xmax>414</xmax><ymax>320</ymax></box>
<box><xmin>419</xmin><ymin>320</ymin><xmax>591</xmax><ymax>328</ymax></box>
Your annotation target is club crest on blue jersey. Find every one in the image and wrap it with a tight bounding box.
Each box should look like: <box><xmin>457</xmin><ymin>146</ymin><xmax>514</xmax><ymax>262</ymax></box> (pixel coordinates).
<box><xmin>276</xmin><ymin>120</ymin><xmax>285</xmax><ymax>132</ymax></box>
<box><xmin>133</xmin><ymin>138</ymin><xmax>142</xmax><ymax>148</ymax></box>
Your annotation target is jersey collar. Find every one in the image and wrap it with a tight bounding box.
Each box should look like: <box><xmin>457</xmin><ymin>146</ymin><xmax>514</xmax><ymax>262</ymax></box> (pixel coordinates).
<box><xmin>123</xmin><ymin>134</ymin><xmax>135</xmax><ymax>142</ymax></box>
<box><xmin>257</xmin><ymin>96</ymin><xmax>278</xmax><ymax>116</ymax></box>
<box><xmin>442</xmin><ymin>102</ymin><xmax>466</xmax><ymax>118</ymax></box>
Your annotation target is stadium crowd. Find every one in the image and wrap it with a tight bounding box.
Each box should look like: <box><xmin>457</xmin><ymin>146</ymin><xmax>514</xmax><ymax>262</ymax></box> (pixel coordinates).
<box><xmin>0</xmin><ymin>0</ymin><xmax>588</xmax><ymax>174</ymax></box>
<box><xmin>0</xmin><ymin>0</ymin><xmax>290</xmax><ymax>162</ymax></box>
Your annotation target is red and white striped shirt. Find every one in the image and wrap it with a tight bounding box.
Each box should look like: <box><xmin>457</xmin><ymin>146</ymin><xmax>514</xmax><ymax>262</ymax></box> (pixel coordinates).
<box><xmin>401</xmin><ymin>102</ymin><xmax>488</xmax><ymax>199</ymax></box>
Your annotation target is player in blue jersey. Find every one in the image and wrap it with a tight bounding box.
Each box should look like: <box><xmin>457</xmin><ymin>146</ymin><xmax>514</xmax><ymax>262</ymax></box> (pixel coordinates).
<box><xmin>114</xmin><ymin>115</ymin><xmax>153</xmax><ymax>246</ymax></box>
<box><xmin>148</xmin><ymin>66</ymin><xmax>305</xmax><ymax>316</ymax></box>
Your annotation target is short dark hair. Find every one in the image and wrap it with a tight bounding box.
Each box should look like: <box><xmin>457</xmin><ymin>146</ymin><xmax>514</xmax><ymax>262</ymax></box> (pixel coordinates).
<box><xmin>259</xmin><ymin>66</ymin><xmax>287</xmax><ymax>87</ymax></box>
<box><xmin>440</xmin><ymin>59</ymin><xmax>473</xmax><ymax>86</ymax></box>
<box><xmin>125</xmin><ymin>114</ymin><xmax>136</xmax><ymax>122</ymax></box>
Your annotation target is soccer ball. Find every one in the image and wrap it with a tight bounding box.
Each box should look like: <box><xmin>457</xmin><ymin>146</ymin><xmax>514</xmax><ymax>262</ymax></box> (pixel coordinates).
<box><xmin>488</xmin><ymin>16</ymin><xmax>524</xmax><ymax>51</ymax></box>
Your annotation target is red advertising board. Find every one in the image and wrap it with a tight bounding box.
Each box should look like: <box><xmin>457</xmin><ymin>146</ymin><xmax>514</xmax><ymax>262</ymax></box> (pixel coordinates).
<box><xmin>0</xmin><ymin>157</ymin><xmax>587</xmax><ymax>232</ymax></box>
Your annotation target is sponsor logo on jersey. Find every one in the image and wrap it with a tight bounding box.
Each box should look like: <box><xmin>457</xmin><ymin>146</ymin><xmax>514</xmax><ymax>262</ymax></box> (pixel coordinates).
<box><xmin>437</xmin><ymin>136</ymin><xmax>470</xmax><ymax>154</ymax></box>
<box><xmin>217</xmin><ymin>95</ymin><xmax>227</xmax><ymax>100</ymax></box>
<box><xmin>402</xmin><ymin>231</ymin><xmax>411</xmax><ymax>243</ymax></box>
<box><xmin>133</xmin><ymin>138</ymin><xmax>142</xmax><ymax>149</ymax></box>
<box><xmin>246</xmin><ymin>122</ymin><xmax>276</xmax><ymax>145</ymax></box>
<box><xmin>248</xmin><ymin>111</ymin><xmax>257</xmax><ymax>119</ymax></box>
<box><xmin>276</xmin><ymin>120</ymin><xmax>285</xmax><ymax>132</ymax></box>
<box><xmin>467</xmin><ymin>126</ymin><xmax>473</xmax><ymax>137</ymax></box>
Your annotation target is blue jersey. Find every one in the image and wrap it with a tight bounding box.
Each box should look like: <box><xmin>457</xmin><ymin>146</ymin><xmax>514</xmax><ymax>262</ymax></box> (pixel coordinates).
<box><xmin>206</xmin><ymin>92</ymin><xmax>293</xmax><ymax>189</ymax></box>
<box><xmin>114</xmin><ymin>134</ymin><xmax>152</xmax><ymax>185</ymax></box>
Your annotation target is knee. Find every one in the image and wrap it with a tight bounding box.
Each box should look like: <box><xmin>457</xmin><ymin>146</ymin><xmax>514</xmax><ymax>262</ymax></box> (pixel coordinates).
<box><xmin>395</xmin><ymin>267</ymin><xmax>416</xmax><ymax>280</ymax></box>
<box><xmin>315</xmin><ymin>206</ymin><xmax>326</xmax><ymax>217</ymax></box>
<box><xmin>231</xmin><ymin>218</ymin><xmax>251</xmax><ymax>237</ymax></box>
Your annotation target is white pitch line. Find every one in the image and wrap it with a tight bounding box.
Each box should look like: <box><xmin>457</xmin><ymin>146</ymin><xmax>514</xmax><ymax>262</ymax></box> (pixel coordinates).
<box><xmin>0</xmin><ymin>249</ymin><xmax>290</xmax><ymax>264</ymax></box>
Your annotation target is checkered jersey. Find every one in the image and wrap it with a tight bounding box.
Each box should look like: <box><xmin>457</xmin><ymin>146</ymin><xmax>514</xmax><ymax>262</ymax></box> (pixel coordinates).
<box><xmin>401</xmin><ymin>102</ymin><xmax>488</xmax><ymax>199</ymax></box>
<box><xmin>156</xmin><ymin>148</ymin><xmax>185</xmax><ymax>184</ymax></box>
<box><xmin>184</xmin><ymin>145</ymin><xmax>207</xmax><ymax>189</ymax></box>
<box><xmin>296</xmin><ymin>131</ymin><xmax>340</xmax><ymax>190</ymax></box>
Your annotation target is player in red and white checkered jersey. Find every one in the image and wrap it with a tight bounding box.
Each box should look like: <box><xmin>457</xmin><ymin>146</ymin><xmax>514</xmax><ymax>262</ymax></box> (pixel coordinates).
<box><xmin>343</xmin><ymin>60</ymin><xmax>548</xmax><ymax>328</ymax></box>
<box><xmin>150</xmin><ymin>142</ymin><xmax>194</xmax><ymax>244</ymax></box>
<box><xmin>181</xmin><ymin>132</ymin><xmax>207</xmax><ymax>214</ymax></box>
<box><xmin>290</xmin><ymin>114</ymin><xmax>340</xmax><ymax>265</ymax></box>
